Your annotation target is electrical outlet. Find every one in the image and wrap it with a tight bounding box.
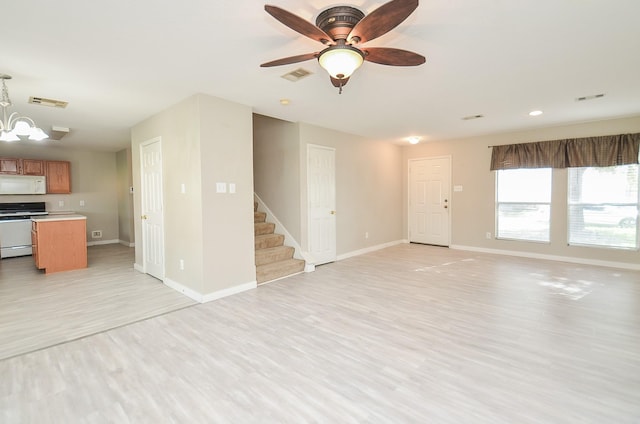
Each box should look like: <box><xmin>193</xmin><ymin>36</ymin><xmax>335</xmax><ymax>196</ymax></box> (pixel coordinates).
<box><xmin>58</xmin><ymin>200</ymin><xmax>64</xmax><ymax>207</ymax></box>
<box><xmin>91</xmin><ymin>230</ymin><xmax>102</xmax><ymax>239</ymax></box>
<box><xmin>79</xmin><ymin>200</ymin><xmax>85</xmax><ymax>207</ymax></box>
<box><xmin>179</xmin><ymin>259</ymin><xmax>184</xmax><ymax>270</ymax></box>
<box><xmin>365</xmin><ymin>232</ymin><xmax>369</xmax><ymax>239</ymax></box>
<box><xmin>486</xmin><ymin>232</ymin><xmax>492</xmax><ymax>239</ymax></box>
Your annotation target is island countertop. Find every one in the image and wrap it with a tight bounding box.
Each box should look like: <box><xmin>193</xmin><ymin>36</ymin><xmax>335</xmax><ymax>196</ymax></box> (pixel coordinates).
<box><xmin>31</xmin><ymin>214</ymin><xmax>87</xmax><ymax>222</ymax></box>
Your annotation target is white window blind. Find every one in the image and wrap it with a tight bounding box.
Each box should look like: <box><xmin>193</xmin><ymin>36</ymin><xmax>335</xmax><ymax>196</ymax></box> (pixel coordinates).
<box><xmin>496</xmin><ymin>168</ymin><xmax>552</xmax><ymax>242</ymax></box>
<box><xmin>568</xmin><ymin>165</ymin><xmax>639</xmax><ymax>249</ymax></box>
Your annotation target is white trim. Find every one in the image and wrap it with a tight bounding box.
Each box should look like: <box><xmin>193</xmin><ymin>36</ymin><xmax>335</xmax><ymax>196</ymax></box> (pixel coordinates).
<box><xmin>337</xmin><ymin>240</ymin><xmax>406</xmax><ymax>261</ymax></box>
<box><xmin>87</xmin><ymin>239</ymin><xmax>120</xmax><ymax>246</ymax></box>
<box><xmin>164</xmin><ymin>278</ymin><xmax>257</xmax><ymax>303</ymax></box>
<box><xmin>119</xmin><ymin>240</ymin><xmax>135</xmax><ymax>247</ymax></box>
<box><xmin>134</xmin><ymin>263</ymin><xmax>144</xmax><ymax>273</ymax></box>
<box><xmin>254</xmin><ymin>193</ymin><xmax>315</xmax><ymax>272</ymax></box>
<box><xmin>450</xmin><ymin>244</ymin><xmax>640</xmax><ymax>271</ymax></box>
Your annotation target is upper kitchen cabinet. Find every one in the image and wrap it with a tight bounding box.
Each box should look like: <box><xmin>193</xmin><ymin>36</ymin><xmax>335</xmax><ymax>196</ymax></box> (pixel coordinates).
<box><xmin>0</xmin><ymin>158</ymin><xmax>20</xmax><ymax>174</ymax></box>
<box><xmin>22</xmin><ymin>159</ymin><xmax>45</xmax><ymax>176</ymax></box>
<box><xmin>45</xmin><ymin>160</ymin><xmax>71</xmax><ymax>194</ymax></box>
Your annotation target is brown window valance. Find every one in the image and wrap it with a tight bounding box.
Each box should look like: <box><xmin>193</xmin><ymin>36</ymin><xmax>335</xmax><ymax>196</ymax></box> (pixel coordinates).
<box><xmin>490</xmin><ymin>132</ymin><xmax>640</xmax><ymax>170</ymax></box>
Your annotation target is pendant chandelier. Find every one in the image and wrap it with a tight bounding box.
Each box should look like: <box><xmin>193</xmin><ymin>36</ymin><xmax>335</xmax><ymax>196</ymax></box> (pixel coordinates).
<box><xmin>0</xmin><ymin>74</ymin><xmax>48</xmax><ymax>142</ymax></box>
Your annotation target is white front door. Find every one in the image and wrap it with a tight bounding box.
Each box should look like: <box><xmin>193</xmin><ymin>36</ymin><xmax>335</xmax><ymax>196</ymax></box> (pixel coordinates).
<box><xmin>308</xmin><ymin>144</ymin><xmax>336</xmax><ymax>265</ymax></box>
<box><xmin>140</xmin><ymin>138</ymin><xmax>165</xmax><ymax>280</ymax></box>
<box><xmin>409</xmin><ymin>157</ymin><xmax>451</xmax><ymax>246</ymax></box>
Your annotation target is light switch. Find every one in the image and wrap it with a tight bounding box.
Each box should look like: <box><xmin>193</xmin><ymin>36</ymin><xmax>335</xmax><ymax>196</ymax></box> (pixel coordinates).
<box><xmin>229</xmin><ymin>183</ymin><xmax>236</xmax><ymax>194</ymax></box>
<box><xmin>181</xmin><ymin>183</ymin><xmax>186</xmax><ymax>194</ymax></box>
<box><xmin>80</xmin><ymin>200</ymin><xmax>85</xmax><ymax>207</ymax></box>
<box><xmin>216</xmin><ymin>182</ymin><xmax>227</xmax><ymax>193</ymax></box>
<box><xmin>454</xmin><ymin>185</ymin><xmax>463</xmax><ymax>192</ymax></box>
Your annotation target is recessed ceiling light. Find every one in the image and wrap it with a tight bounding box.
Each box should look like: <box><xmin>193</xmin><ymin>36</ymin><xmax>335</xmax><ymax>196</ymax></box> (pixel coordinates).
<box><xmin>279</xmin><ymin>98</ymin><xmax>290</xmax><ymax>106</ymax></box>
<box><xmin>407</xmin><ymin>136</ymin><xmax>421</xmax><ymax>144</ymax></box>
<box><xmin>529</xmin><ymin>110</ymin><xmax>543</xmax><ymax>116</ymax></box>
<box><xmin>461</xmin><ymin>114</ymin><xmax>484</xmax><ymax>121</ymax></box>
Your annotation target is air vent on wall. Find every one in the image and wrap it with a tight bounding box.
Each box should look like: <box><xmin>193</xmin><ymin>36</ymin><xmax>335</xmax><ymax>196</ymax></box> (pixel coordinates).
<box><xmin>575</xmin><ymin>93</ymin><xmax>605</xmax><ymax>102</ymax></box>
<box><xmin>462</xmin><ymin>114</ymin><xmax>484</xmax><ymax>121</ymax></box>
<box><xmin>281</xmin><ymin>68</ymin><xmax>313</xmax><ymax>82</ymax></box>
<box><xmin>29</xmin><ymin>96</ymin><xmax>68</xmax><ymax>108</ymax></box>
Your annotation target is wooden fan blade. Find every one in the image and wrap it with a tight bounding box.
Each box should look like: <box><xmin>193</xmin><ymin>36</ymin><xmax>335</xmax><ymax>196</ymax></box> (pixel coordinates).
<box><xmin>265</xmin><ymin>5</ymin><xmax>334</xmax><ymax>45</ymax></box>
<box><xmin>260</xmin><ymin>52</ymin><xmax>319</xmax><ymax>67</ymax></box>
<box><xmin>363</xmin><ymin>47</ymin><xmax>425</xmax><ymax>66</ymax></box>
<box><xmin>347</xmin><ymin>0</ymin><xmax>418</xmax><ymax>45</ymax></box>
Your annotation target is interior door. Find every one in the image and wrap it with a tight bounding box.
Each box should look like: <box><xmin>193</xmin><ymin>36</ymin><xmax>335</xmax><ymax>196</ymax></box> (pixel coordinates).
<box><xmin>308</xmin><ymin>144</ymin><xmax>336</xmax><ymax>265</ymax></box>
<box><xmin>409</xmin><ymin>157</ymin><xmax>451</xmax><ymax>246</ymax></box>
<box><xmin>140</xmin><ymin>138</ymin><xmax>165</xmax><ymax>280</ymax></box>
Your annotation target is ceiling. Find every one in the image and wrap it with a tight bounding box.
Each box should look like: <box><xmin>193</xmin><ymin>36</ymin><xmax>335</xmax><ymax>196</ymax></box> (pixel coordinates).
<box><xmin>2</xmin><ymin>0</ymin><xmax>640</xmax><ymax>152</ymax></box>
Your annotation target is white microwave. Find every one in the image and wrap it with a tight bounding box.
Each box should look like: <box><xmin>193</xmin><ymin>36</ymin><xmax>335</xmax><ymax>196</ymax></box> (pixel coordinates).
<box><xmin>0</xmin><ymin>175</ymin><xmax>47</xmax><ymax>195</ymax></box>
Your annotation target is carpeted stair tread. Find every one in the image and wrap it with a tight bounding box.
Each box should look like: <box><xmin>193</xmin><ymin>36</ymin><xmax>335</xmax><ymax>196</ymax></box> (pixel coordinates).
<box><xmin>255</xmin><ymin>245</ymin><xmax>294</xmax><ymax>266</ymax></box>
<box><xmin>254</xmin><ymin>212</ymin><xmax>267</xmax><ymax>223</ymax></box>
<box><xmin>255</xmin><ymin>233</ymin><xmax>284</xmax><ymax>249</ymax></box>
<box><xmin>256</xmin><ymin>258</ymin><xmax>305</xmax><ymax>284</ymax></box>
<box><xmin>254</xmin><ymin>222</ymin><xmax>275</xmax><ymax>236</ymax></box>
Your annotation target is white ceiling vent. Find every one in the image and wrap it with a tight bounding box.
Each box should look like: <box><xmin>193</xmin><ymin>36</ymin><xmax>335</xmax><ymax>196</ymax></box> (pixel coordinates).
<box><xmin>281</xmin><ymin>68</ymin><xmax>313</xmax><ymax>82</ymax></box>
<box><xmin>29</xmin><ymin>96</ymin><xmax>68</xmax><ymax>108</ymax></box>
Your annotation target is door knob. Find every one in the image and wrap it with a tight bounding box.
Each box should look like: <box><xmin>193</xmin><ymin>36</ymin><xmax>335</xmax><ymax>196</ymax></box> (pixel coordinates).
<box><xmin>141</xmin><ymin>215</ymin><xmax>148</xmax><ymax>220</ymax></box>
<box><xmin>330</xmin><ymin>211</ymin><xmax>336</xmax><ymax>215</ymax></box>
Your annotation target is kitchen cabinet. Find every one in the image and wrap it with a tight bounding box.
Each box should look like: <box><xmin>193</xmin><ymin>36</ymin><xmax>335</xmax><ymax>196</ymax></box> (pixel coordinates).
<box><xmin>31</xmin><ymin>215</ymin><xmax>87</xmax><ymax>274</ymax></box>
<box><xmin>0</xmin><ymin>158</ymin><xmax>20</xmax><ymax>174</ymax></box>
<box><xmin>22</xmin><ymin>159</ymin><xmax>45</xmax><ymax>176</ymax></box>
<box><xmin>45</xmin><ymin>160</ymin><xmax>71</xmax><ymax>193</ymax></box>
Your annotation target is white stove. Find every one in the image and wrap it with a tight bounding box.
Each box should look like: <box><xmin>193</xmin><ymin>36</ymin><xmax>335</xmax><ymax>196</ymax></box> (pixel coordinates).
<box><xmin>0</xmin><ymin>202</ymin><xmax>48</xmax><ymax>258</ymax></box>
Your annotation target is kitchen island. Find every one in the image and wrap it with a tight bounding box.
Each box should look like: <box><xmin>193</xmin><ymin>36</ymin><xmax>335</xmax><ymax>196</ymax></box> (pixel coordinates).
<box><xmin>31</xmin><ymin>214</ymin><xmax>87</xmax><ymax>274</ymax></box>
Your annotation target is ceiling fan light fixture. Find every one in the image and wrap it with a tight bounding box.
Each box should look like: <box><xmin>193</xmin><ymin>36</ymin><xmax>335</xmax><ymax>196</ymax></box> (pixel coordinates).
<box><xmin>318</xmin><ymin>45</ymin><xmax>364</xmax><ymax>80</ymax></box>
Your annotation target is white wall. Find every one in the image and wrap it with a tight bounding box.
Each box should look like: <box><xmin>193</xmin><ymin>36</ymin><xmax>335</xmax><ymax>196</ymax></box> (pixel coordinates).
<box><xmin>0</xmin><ymin>144</ymin><xmax>119</xmax><ymax>243</ymax></box>
<box><xmin>116</xmin><ymin>148</ymin><xmax>134</xmax><ymax>246</ymax></box>
<box><xmin>402</xmin><ymin>115</ymin><xmax>640</xmax><ymax>268</ymax></box>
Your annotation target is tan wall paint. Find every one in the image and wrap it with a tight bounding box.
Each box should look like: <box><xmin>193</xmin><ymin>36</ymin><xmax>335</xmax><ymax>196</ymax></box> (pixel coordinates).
<box><xmin>116</xmin><ymin>148</ymin><xmax>134</xmax><ymax>245</ymax></box>
<box><xmin>0</xmin><ymin>145</ymin><xmax>119</xmax><ymax>242</ymax></box>
<box><xmin>299</xmin><ymin>123</ymin><xmax>404</xmax><ymax>256</ymax></box>
<box><xmin>252</xmin><ymin>114</ymin><xmax>301</xmax><ymax>241</ymax></box>
<box><xmin>131</xmin><ymin>95</ymin><xmax>205</xmax><ymax>293</ymax></box>
<box><xmin>199</xmin><ymin>95</ymin><xmax>255</xmax><ymax>293</ymax></box>
<box><xmin>131</xmin><ymin>94</ymin><xmax>255</xmax><ymax>296</ymax></box>
<box><xmin>402</xmin><ymin>115</ymin><xmax>640</xmax><ymax>266</ymax></box>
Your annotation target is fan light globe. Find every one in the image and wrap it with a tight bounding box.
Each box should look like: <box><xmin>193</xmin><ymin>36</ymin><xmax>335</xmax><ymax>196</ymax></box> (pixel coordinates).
<box><xmin>318</xmin><ymin>46</ymin><xmax>364</xmax><ymax>79</ymax></box>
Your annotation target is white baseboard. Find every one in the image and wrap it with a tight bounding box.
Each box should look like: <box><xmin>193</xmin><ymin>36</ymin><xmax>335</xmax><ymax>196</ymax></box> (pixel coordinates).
<box><xmin>119</xmin><ymin>240</ymin><xmax>135</xmax><ymax>247</ymax></box>
<box><xmin>337</xmin><ymin>239</ymin><xmax>406</xmax><ymax>261</ymax></box>
<box><xmin>87</xmin><ymin>239</ymin><xmax>120</xmax><ymax>247</ymax></box>
<box><xmin>134</xmin><ymin>263</ymin><xmax>144</xmax><ymax>273</ymax></box>
<box><xmin>450</xmin><ymin>244</ymin><xmax>640</xmax><ymax>271</ymax></box>
<box><xmin>164</xmin><ymin>278</ymin><xmax>257</xmax><ymax>303</ymax></box>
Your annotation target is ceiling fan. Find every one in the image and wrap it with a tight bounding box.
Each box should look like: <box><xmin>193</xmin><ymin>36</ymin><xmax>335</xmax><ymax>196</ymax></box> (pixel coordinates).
<box><xmin>261</xmin><ymin>0</ymin><xmax>425</xmax><ymax>93</ymax></box>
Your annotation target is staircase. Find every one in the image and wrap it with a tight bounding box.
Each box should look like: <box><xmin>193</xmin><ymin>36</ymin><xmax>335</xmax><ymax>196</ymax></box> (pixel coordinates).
<box><xmin>254</xmin><ymin>202</ymin><xmax>305</xmax><ymax>284</ymax></box>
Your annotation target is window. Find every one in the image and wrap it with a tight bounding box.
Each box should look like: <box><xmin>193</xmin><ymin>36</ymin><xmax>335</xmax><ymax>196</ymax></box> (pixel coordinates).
<box><xmin>496</xmin><ymin>168</ymin><xmax>552</xmax><ymax>242</ymax></box>
<box><xmin>568</xmin><ymin>165</ymin><xmax>639</xmax><ymax>249</ymax></box>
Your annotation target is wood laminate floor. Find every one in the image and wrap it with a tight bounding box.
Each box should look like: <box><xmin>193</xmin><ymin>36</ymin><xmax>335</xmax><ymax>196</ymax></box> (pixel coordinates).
<box><xmin>0</xmin><ymin>244</ymin><xmax>196</xmax><ymax>360</ymax></box>
<box><xmin>1</xmin><ymin>243</ymin><xmax>639</xmax><ymax>423</ymax></box>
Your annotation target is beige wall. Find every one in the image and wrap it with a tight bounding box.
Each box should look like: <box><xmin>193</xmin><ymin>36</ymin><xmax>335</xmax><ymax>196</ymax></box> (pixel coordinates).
<box><xmin>131</xmin><ymin>94</ymin><xmax>255</xmax><ymax>297</ymax></box>
<box><xmin>0</xmin><ymin>144</ymin><xmax>119</xmax><ymax>242</ymax></box>
<box><xmin>402</xmin><ymin>115</ymin><xmax>640</xmax><ymax>267</ymax></box>
<box><xmin>299</xmin><ymin>123</ymin><xmax>404</xmax><ymax>256</ymax></box>
<box><xmin>116</xmin><ymin>148</ymin><xmax>135</xmax><ymax>245</ymax></box>
<box><xmin>253</xmin><ymin>116</ymin><xmax>404</xmax><ymax>259</ymax></box>
<box><xmin>252</xmin><ymin>114</ymin><xmax>301</xmax><ymax>241</ymax></box>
